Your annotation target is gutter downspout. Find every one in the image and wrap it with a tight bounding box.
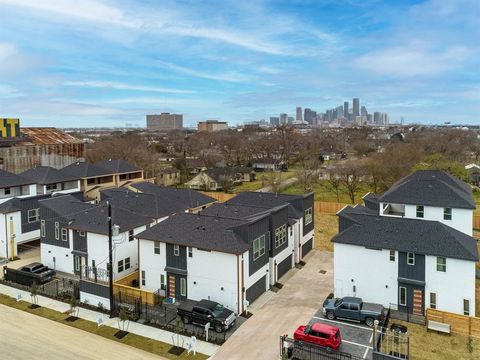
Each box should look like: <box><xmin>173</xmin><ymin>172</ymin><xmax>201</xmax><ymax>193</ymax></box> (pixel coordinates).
<box><xmin>4</xmin><ymin>215</ymin><xmax>8</xmax><ymax>260</ymax></box>
<box><xmin>236</xmin><ymin>255</ymin><xmax>240</xmax><ymax>315</ymax></box>
<box><xmin>241</xmin><ymin>255</ymin><xmax>245</xmax><ymax>314</ymax></box>
<box><xmin>9</xmin><ymin>216</ymin><xmax>14</xmax><ymax>260</ymax></box>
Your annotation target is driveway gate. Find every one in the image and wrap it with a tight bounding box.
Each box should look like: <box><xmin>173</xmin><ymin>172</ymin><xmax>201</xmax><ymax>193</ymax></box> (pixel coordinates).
<box><xmin>280</xmin><ymin>336</ymin><xmax>363</xmax><ymax>360</ymax></box>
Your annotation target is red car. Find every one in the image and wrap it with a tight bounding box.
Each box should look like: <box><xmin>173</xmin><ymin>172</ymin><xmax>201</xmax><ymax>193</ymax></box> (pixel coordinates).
<box><xmin>294</xmin><ymin>323</ymin><xmax>342</xmax><ymax>350</ymax></box>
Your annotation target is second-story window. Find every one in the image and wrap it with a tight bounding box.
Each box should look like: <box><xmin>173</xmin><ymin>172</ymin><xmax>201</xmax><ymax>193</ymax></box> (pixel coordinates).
<box><xmin>40</xmin><ymin>220</ymin><xmax>45</xmax><ymax>237</ymax></box>
<box><xmin>55</xmin><ymin>222</ymin><xmax>60</xmax><ymax>240</ymax></box>
<box><xmin>389</xmin><ymin>250</ymin><xmax>395</xmax><ymax>261</ymax></box>
<box><xmin>407</xmin><ymin>252</ymin><xmax>415</xmax><ymax>265</ymax></box>
<box><xmin>305</xmin><ymin>207</ymin><xmax>313</xmax><ymax>225</ymax></box>
<box><xmin>128</xmin><ymin>229</ymin><xmax>134</xmax><ymax>242</ymax></box>
<box><xmin>154</xmin><ymin>241</ymin><xmax>161</xmax><ymax>254</ymax></box>
<box><xmin>61</xmin><ymin>228</ymin><xmax>68</xmax><ymax>241</ymax></box>
<box><xmin>4</xmin><ymin>187</ymin><xmax>10</xmax><ymax>195</ymax></box>
<box><xmin>174</xmin><ymin>244</ymin><xmax>180</xmax><ymax>256</ymax></box>
<box><xmin>436</xmin><ymin>257</ymin><xmax>446</xmax><ymax>272</ymax></box>
<box><xmin>188</xmin><ymin>247</ymin><xmax>193</xmax><ymax>257</ymax></box>
<box><xmin>275</xmin><ymin>225</ymin><xmax>287</xmax><ymax>248</ymax></box>
<box><xmin>416</xmin><ymin>206</ymin><xmax>424</xmax><ymax>218</ymax></box>
<box><xmin>27</xmin><ymin>208</ymin><xmax>40</xmax><ymax>223</ymax></box>
<box><xmin>253</xmin><ymin>234</ymin><xmax>266</xmax><ymax>260</ymax></box>
<box><xmin>443</xmin><ymin>208</ymin><xmax>452</xmax><ymax>220</ymax></box>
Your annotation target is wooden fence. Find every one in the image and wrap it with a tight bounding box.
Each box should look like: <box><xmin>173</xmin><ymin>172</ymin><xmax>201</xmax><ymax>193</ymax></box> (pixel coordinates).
<box><xmin>426</xmin><ymin>309</ymin><xmax>480</xmax><ymax>339</ymax></box>
<box><xmin>474</xmin><ymin>215</ymin><xmax>480</xmax><ymax>229</ymax></box>
<box><xmin>113</xmin><ymin>271</ymin><xmax>157</xmax><ymax>306</ymax></box>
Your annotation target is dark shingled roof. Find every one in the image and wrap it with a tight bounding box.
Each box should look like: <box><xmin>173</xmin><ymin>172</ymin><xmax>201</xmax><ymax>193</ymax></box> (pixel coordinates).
<box><xmin>20</xmin><ymin>166</ymin><xmax>79</xmax><ymax>184</ymax></box>
<box><xmin>0</xmin><ymin>198</ymin><xmax>21</xmax><ymax>214</ymax></box>
<box><xmin>95</xmin><ymin>159</ymin><xmax>140</xmax><ymax>174</ymax></box>
<box><xmin>334</xmin><ymin>205</ymin><xmax>478</xmax><ymax>262</ymax></box>
<box><xmin>0</xmin><ymin>169</ymin><xmax>33</xmax><ymax>188</ymax></box>
<box><xmin>379</xmin><ymin>170</ymin><xmax>475</xmax><ymax>209</ymax></box>
<box><xmin>39</xmin><ymin>194</ymin><xmax>96</xmax><ymax>219</ymax></box>
<box><xmin>130</xmin><ymin>182</ymin><xmax>215</xmax><ymax>209</ymax></box>
<box><xmin>61</xmin><ymin>161</ymin><xmax>113</xmax><ymax>178</ymax></box>
<box><xmin>136</xmin><ymin>212</ymin><xmax>250</xmax><ymax>254</ymax></box>
<box><xmin>201</xmin><ymin>202</ymin><xmax>286</xmax><ymax>221</ymax></box>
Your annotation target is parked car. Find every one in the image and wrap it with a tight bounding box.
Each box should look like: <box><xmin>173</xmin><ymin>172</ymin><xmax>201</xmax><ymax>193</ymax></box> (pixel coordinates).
<box><xmin>322</xmin><ymin>296</ymin><xmax>384</xmax><ymax>327</ymax></box>
<box><xmin>177</xmin><ymin>299</ymin><xmax>236</xmax><ymax>333</ymax></box>
<box><xmin>3</xmin><ymin>262</ymin><xmax>56</xmax><ymax>286</ymax></box>
<box><xmin>294</xmin><ymin>323</ymin><xmax>342</xmax><ymax>350</ymax></box>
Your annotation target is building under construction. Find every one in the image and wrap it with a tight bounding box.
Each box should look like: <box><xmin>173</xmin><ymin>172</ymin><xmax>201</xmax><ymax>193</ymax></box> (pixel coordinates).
<box><xmin>0</xmin><ymin>118</ymin><xmax>85</xmax><ymax>174</ymax></box>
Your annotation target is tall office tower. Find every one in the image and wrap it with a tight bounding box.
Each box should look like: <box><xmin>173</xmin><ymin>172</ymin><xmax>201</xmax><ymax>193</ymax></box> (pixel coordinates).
<box><xmin>373</xmin><ymin>112</ymin><xmax>381</xmax><ymax>124</ymax></box>
<box><xmin>367</xmin><ymin>114</ymin><xmax>373</xmax><ymax>123</ymax></box>
<box><xmin>146</xmin><ymin>113</ymin><xmax>183</xmax><ymax>131</ymax></box>
<box><xmin>288</xmin><ymin>116</ymin><xmax>294</xmax><ymax>124</ymax></box>
<box><xmin>344</xmin><ymin>101</ymin><xmax>349</xmax><ymax>118</ymax></box>
<box><xmin>270</xmin><ymin>117</ymin><xmax>280</xmax><ymax>126</ymax></box>
<box><xmin>304</xmin><ymin>108</ymin><xmax>312</xmax><ymax>124</ymax></box>
<box><xmin>336</xmin><ymin>106</ymin><xmax>344</xmax><ymax>119</ymax></box>
<box><xmin>279</xmin><ymin>113</ymin><xmax>288</xmax><ymax>124</ymax></box>
<box><xmin>353</xmin><ymin>98</ymin><xmax>360</xmax><ymax>117</ymax></box>
<box><xmin>296</xmin><ymin>107</ymin><xmax>303</xmax><ymax>122</ymax></box>
<box><xmin>361</xmin><ymin>106</ymin><xmax>368</xmax><ymax>116</ymax></box>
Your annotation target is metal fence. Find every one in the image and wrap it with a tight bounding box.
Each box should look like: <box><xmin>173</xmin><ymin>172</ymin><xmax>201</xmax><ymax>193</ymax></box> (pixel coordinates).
<box><xmin>388</xmin><ymin>303</ymin><xmax>426</xmax><ymax>325</ymax></box>
<box><xmin>0</xmin><ymin>276</ymin><xmax>79</xmax><ymax>300</ymax></box>
<box><xmin>280</xmin><ymin>336</ymin><xmax>363</xmax><ymax>360</ymax></box>
<box><xmin>375</xmin><ymin>327</ymin><xmax>409</xmax><ymax>359</ymax></box>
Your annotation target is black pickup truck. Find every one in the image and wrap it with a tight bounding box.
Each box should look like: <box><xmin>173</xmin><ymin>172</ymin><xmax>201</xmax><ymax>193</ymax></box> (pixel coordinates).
<box><xmin>3</xmin><ymin>262</ymin><xmax>56</xmax><ymax>286</ymax></box>
<box><xmin>177</xmin><ymin>299</ymin><xmax>236</xmax><ymax>333</ymax></box>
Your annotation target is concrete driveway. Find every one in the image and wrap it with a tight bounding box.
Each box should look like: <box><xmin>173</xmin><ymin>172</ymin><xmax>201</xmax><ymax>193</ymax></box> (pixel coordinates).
<box><xmin>211</xmin><ymin>250</ymin><xmax>333</xmax><ymax>360</ymax></box>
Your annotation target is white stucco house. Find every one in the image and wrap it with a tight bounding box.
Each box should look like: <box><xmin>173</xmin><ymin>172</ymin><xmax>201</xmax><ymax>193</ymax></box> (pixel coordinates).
<box><xmin>334</xmin><ymin>170</ymin><xmax>478</xmax><ymax>317</ymax></box>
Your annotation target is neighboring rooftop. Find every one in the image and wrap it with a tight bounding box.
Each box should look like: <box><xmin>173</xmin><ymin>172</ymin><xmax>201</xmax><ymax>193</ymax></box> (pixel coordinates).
<box><xmin>0</xmin><ymin>169</ymin><xmax>33</xmax><ymax>188</ymax></box>
<box><xmin>39</xmin><ymin>194</ymin><xmax>95</xmax><ymax>218</ymax></box>
<box><xmin>379</xmin><ymin>170</ymin><xmax>475</xmax><ymax>209</ymax></box>
<box><xmin>201</xmin><ymin>202</ymin><xmax>286</xmax><ymax>221</ymax></box>
<box><xmin>334</xmin><ymin>205</ymin><xmax>478</xmax><ymax>262</ymax></box>
<box><xmin>61</xmin><ymin>161</ymin><xmax>113</xmax><ymax>178</ymax></box>
<box><xmin>18</xmin><ymin>127</ymin><xmax>83</xmax><ymax>145</ymax></box>
<box><xmin>95</xmin><ymin>159</ymin><xmax>141</xmax><ymax>174</ymax></box>
<box><xmin>136</xmin><ymin>212</ymin><xmax>250</xmax><ymax>254</ymax></box>
<box><xmin>20</xmin><ymin>166</ymin><xmax>79</xmax><ymax>185</ymax></box>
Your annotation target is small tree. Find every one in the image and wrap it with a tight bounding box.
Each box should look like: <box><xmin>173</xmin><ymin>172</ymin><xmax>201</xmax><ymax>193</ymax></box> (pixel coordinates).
<box><xmin>30</xmin><ymin>283</ymin><xmax>38</xmax><ymax>306</ymax></box>
<box><xmin>326</xmin><ymin>171</ymin><xmax>342</xmax><ymax>203</ymax></box>
<box><xmin>69</xmin><ymin>296</ymin><xmax>79</xmax><ymax>318</ymax></box>
<box><xmin>117</xmin><ymin>307</ymin><xmax>129</xmax><ymax>332</ymax></box>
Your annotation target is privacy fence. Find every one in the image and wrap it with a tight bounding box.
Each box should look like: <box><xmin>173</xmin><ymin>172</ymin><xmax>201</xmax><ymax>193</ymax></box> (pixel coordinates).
<box><xmin>426</xmin><ymin>309</ymin><xmax>480</xmax><ymax>339</ymax></box>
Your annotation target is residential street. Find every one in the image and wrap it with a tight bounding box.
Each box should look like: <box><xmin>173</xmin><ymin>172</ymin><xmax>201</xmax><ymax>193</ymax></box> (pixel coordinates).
<box><xmin>0</xmin><ymin>304</ymin><xmax>164</xmax><ymax>360</ymax></box>
<box><xmin>211</xmin><ymin>250</ymin><xmax>333</xmax><ymax>360</ymax></box>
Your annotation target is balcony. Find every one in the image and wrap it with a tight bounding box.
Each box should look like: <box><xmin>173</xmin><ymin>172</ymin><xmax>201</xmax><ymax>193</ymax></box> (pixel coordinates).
<box><xmin>382</xmin><ymin>203</ymin><xmax>405</xmax><ymax>217</ymax></box>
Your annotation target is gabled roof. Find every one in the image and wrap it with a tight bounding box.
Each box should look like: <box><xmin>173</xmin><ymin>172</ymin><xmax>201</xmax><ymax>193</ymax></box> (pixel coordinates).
<box><xmin>379</xmin><ymin>170</ymin><xmax>475</xmax><ymax>209</ymax></box>
<box><xmin>61</xmin><ymin>162</ymin><xmax>113</xmax><ymax>178</ymax></box>
<box><xmin>334</xmin><ymin>205</ymin><xmax>478</xmax><ymax>262</ymax></box>
<box><xmin>201</xmin><ymin>202</ymin><xmax>286</xmax><ymax>221</ymax></box>
<box><xmin>95</xmin><ymin>159</ymin><xmax>140</xmax><ymax>174</ymax></box>
<box><xmin>39</xmin><ymin>194</ymin><xmax>95</xmax><ymax>219</ymax></box>
<box><xmin>0</xmin><ymin>169</ymin><xmax>33</xmax><ymax>188</ymax></box>
<box><xmin>20</xmin><ymin>166</ymin><xmax>79</xmax><ymax>184</ymax></box>
<box><xmin>130</xmin><ymin>181</ymin><xmax>215</xmax><ymax>209</ymax></box>
<box><xmin>136</xmin><ymin>212</ymin><xmax>250</xmax><ymax>254</ymax></box>
<box><xmin>0</xmin><ymin>198</ymin><xmax>21</xmax><ymax>214</ymax></box>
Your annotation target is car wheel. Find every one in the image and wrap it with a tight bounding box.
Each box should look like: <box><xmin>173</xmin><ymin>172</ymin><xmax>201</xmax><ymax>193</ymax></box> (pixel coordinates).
<box><xmin>365</xmin><ymin>317</ymin><xmax>374</xmax><ymax>327</ymax></box>
<box><xmin>326</xmin><ymin>312</ymin><xmax>335</xmax><ymax>320</ymax></box>
<box><xmin>182</xmin><ymin>316</ymin><xmax>190</xmax><ymax>324</ymax></box>
<box><xmin>215</xmin><ymin>324</ymin><xmax>224</xmax><ymax>333</ymax></box>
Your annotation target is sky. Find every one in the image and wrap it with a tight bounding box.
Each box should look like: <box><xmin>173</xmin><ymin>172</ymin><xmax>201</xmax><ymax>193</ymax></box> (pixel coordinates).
<box><xmin>0</xmin><ymin>0</ymin><xmax>479</xmax><ymax>128</ymax></box>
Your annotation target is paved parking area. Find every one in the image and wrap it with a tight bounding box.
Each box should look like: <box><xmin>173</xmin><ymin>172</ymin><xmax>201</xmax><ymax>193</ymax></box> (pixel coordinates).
<box><xmin>309</xmin><ymin>308</ymin><xmax>377</xmax><ymax>359</ymax></box>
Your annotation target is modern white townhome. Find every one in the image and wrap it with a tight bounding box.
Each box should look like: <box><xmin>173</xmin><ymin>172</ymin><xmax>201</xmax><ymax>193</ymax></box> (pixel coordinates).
<box><xmin>225</xmin><ymin>191</ymin><xmax>315</xmax><ymax>264</ymax></box>
<box><xmin>333</xmin><ymin>170</ymin><xmax>478</xmax><ymax>317</ymax></box>
<box><xmin>136</xmin><ymin>211</ymin><xmax>271</xmax><ymax>314</ymax></box>
<box><xmin>20</xmin><ymin>166</ymin><xmax>81</xmax><ymax>196</ymax></box>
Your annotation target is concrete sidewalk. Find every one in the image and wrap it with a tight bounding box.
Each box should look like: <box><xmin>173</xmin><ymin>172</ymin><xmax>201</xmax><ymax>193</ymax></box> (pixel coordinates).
<box><xmin>0</xmin><ymin>283</ymin><xmax>219</xmax><ymax>357</ymax></box>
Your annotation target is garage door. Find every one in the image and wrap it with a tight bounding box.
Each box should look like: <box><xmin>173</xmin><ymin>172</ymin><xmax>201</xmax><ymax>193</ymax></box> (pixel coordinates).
<box><xmin>277</xmin><ymin>255</ymin><xmax>292</xmax><ymax>280</ymax></box>
<box><xmin>246</xmin><ymin>275</ymin><xmax>266</xmax><ymax>304</ymax></box>
<box><xmin>302</xmin><ymin>238</ymin><xmax>313</xmax><ymax>258</ymax></box>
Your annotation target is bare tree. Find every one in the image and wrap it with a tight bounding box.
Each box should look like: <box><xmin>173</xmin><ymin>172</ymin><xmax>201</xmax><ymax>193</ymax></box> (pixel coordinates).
<box><xmin>326</xmin><ymin>170</ymin><xmax>342</xmax><ymax>203</ymax></box>
<box><xmin>339</xmin><ymin>163</ymin><xmax>364</xmax><ymax>204</ymax></box>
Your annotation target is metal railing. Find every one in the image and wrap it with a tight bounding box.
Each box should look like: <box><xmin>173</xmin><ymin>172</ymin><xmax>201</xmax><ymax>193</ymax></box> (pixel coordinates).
<box><xmin>280</xmin><ymin>335</ymin><xmax>363</xmax><ymax>360</ymax></box>
<box><xmin>388</xmin><ymin>303</ymin><xmax>426</xmax><ymax>325</ymax></box>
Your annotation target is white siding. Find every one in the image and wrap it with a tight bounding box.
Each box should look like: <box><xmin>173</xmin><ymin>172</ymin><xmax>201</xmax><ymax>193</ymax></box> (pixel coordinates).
<box><xmin>41</xmin><ymin>243</ymin><xmax>73</xmax><ymax>273</ymax></box>
<box><xmin>80</xmin><ymin>292</ymin><xmax>110</xmax><ymax>310</ymax></box>
<box><xmin>425</xmin><ymin>255</ymin><xmax>476</xmax><ymax>315</ymax></box>
<box><xmin>0</xmin><ymin>211</ymin><xmax>39</xmax><ymax>259</ymax></box>
<box><xmin>139</xmin><ymin>240</ymin><xmax>167</xmax><ymax>292</ymax></box>
<box><xmin>334</xmin><ymin>243</ymin><xmax>398</xmax><ymax>308</ymax></box>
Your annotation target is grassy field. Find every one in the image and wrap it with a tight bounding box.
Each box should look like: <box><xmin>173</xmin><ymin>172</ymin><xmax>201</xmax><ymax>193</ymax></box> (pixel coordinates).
<box><xmin>282</xmin><ymin>179</ymin><xmax>370</xmax><ymax>204</ymax></box>
<box><xmin>315</xmin><ymin>212</ymin><xmax>338</xmax><ymax>252</ymax></box>
<box><xmin>234</xmin><ymin>169</ymin><xmax>297</xmax><ymax>192</ymax></box>
<box><xmin>387</xmin><ymin>320</ymin><xmax>480</xmax><ymax>359</ymax></box>
<box><xmin>0</xmin><ymin>294</ymin><xmax>208</xmax><ymax>360</ymax></box>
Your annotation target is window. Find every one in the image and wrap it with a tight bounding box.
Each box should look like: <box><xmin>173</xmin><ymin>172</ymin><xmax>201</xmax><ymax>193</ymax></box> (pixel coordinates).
<box><xmin>305</xmin><ymin>207</ymin><xmax>313</xmax><ymax>225</ymax></box>
<box><xmin>174</xmin><ymin>244</ymin><xmax>180</xmax><ymax>256</ymax></box>
<box><xmin>74</xmin><ymin>256</ymin><xmax>81</xmax><ymax>272</ymax></box>
<box><xmin>350</xmin><ymin>304</ymin><xmax>359</xmax><ymax>311</ymax></box>
<box><xmin>389</xmin><ymin>250</ymin><xmax>395</xmax><ymax>261</ymax></box>
<box><xmin>464</xmin><ymin>299</ymin><xmax>470</xmax><ymax>316</ymax></box>
<box><xmin>46</xmin><ymin>184</ymin><xmax>57</xmax><ymax>192</ymax></box>
<box><xmin>61</xmin><ymin>228</ymin><xmax>68</xmax><ymax>241</ymax></box>
<box><xmin>399</xmin><ymin>287</ymin><xmax>407</xmax><ymax>306</ymax></box>
<box><xmin>124</xmin><ymin>257</ymin><xmax>130</xmax><ymax>270</ymax></box>
<box><xmin>407</xmin><ymin>252</ymin><xmax>415</xmax><ymax>266</ymax></box>
<box><xmin>275</xmin><ymin>225</ymin><xmax>287</xmax><ymax>248</ymax></box>
<box><xmin>430</xmin><ymin>293</ymin><xmax>437</xmax><ymax>309</ymax></box>
<box><xmin>160</xmin><ymin>274</ymin><xmax>166</xmax><ymax>290</ymax></box>
<box><xmin>436</xmin><ymin>257</ymin><xmax>446</xmax><ymax>272</ymax></box>
<box><xmin>79</xmin><ymin>231</ymin><xmax>85</xmax><ymax>237</ymax></box>
<box><xmin>40</xmin><ymin>220</ymin><xmax>45</xmax><ymax>237</ymax></box>
<box><xmin>27</xmin><ymin>208</ymin><xmax>40</xmax><ymax>223</ymax></box>
<box><xmin>141</xmin><ymin>270</ymin><xmax>146</xmax><ymax>286</ymax></box>
<box><xmin>340</xmin><ymin>303</ymin><xmax>349</xmax><ymax>310</ymax></box>
<box><xmin>54</xmin><ymin>222</ymin><xmax>60</xmax><ymax>240</ymax></box>
<box><xmin>253</xmin><ymin>234</ymin><xmax>266</xmax><ymax>260</ymax></box>
<box><xmin>188</xmin><ymin>247</ymin><xmax>193</xmax><ymax>258</ymax></box>
<box><xmin>118</xmin><ymin>260</ymin><xmax>124</xmax><ymax>273</ymax></box>
<box><xmin>4</xmin><ymin>187</ymin><xmax>10</xmax><ymax>195</ymax></box>
<box><xmin>443</xmin><ymin>208</ymin><xmax>452</xmax><ymax>220</ymax></box>
<box><xmin>416</xmin><ymin>205</ymin><xmax>424</xmax><ymax>218</ymax></box>
<box><xmin>154</xmin><ymin>241</ymin><xmax>161</xmax><ymax>254</ymax></box>
<box><xmin>180</xmin><ymin>278</ymin><xmax>187</xmax><ymax>296</ymax></box>
<box><xmin>128</xmin><ymin>229</ymin><xmax>134</xmax><ymax>242</ymax></box>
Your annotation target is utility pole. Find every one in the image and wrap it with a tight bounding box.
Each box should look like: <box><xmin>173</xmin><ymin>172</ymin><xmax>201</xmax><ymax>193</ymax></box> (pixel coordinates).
<box><xmin>107</xmin><ymin>201</ymin><xmax>114</xmax><ymax>317</ymax></box>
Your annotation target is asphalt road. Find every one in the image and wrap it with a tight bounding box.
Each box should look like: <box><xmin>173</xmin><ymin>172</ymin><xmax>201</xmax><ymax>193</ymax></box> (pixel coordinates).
<box><xmin>0</xmin><ymin>304</ymin><xmax>164</xmax><ymax>360</ymax></box>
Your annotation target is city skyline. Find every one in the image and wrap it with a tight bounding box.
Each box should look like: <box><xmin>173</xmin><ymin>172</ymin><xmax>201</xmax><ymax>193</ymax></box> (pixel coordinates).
<box><xmin>0</xmin><ymin>0</ymin><xmax>479</xmax><ymax>127</ymax></box>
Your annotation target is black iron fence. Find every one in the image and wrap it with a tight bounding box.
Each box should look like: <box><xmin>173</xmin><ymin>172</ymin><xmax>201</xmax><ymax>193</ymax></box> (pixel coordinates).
<box><xmin>0</xmin><ymin>277</ymin><xmax>79</xmax><ymax>301</ymax></box>
<box><xmin>280</xmin><ymin>336</ymin><xmax>363</xmax><ymax>360</ymax></box>
<box><xmin>388</xmin><ymin>304</ymin><xmax>426</xmax><ymax>325</ymax></box>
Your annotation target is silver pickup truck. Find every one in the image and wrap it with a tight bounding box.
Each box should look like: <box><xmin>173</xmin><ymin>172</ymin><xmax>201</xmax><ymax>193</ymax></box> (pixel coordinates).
<box><xmin>323</xmin><ymin>296</ymin><xmax>385</xmax><ymax>327</ymax></box>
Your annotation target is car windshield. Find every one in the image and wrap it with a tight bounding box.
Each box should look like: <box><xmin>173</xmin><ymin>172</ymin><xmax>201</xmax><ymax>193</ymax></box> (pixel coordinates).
<box><xmin>304</xmin><ymin>325</ymin><xmax>311</xmax><ymax>334</ymax></box>
<box><xmin>212</xmin><ymin>303</ymin><xmax>224</xmax><ymax>316</ymax></box>
<box><xmin>334</xmin><ymin>298</ymin><xmax>343</xmax><ymax>307</ymax></box>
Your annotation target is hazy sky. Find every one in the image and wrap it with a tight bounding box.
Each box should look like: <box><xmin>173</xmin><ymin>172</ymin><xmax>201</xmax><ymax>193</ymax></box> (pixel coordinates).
<box><xmin>0</xmin><ymin>0</ymin><xmax>478</xmax><ymax>127</ymax></box>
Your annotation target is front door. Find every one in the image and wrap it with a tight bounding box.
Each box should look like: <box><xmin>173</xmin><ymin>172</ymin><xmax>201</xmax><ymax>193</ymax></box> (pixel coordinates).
<box><xmin>168</xmin><ymin>274</ymin><xmax>176</xmax><ymax>298</ymax></box>
<box><xmin>412</xmin><ymin>289</ymin><xmax>423</xmax><ymax>316</ymax></box>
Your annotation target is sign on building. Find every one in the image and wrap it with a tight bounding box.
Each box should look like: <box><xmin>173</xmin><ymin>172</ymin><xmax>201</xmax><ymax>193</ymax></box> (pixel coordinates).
<box><xmin>0</xmin><ymin>118</ymin><xmax>20</xmax><ymax>138</ymax></box>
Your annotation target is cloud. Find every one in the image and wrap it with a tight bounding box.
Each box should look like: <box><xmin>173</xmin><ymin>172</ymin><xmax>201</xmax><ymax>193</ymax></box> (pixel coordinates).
<box><xmin>156</xmin><ymin>61</ymin><xmax>252</xmax><ymax>83</ymax></box>
<box><xmin>0</xmin><ymin>42</ymin><xmax>16</xmax><ymax>62</ymax></box>
<box><xmin>64</xmin><ymin>81</ymin><xmax>195</xmax><ymax>94</ymax></box>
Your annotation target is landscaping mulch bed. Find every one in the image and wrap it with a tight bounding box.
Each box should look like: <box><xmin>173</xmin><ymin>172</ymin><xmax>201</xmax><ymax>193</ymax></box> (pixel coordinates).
<box><xmin>240</xmin><ymin>311</ymin><xmax>253</xmax><ymax>319</ymax></box>
<box><xmin>65</xmin><ymin>316</ymin><xmax>79</xmax><ymax>322</ymax></box>
<box><xmin>114</xmin><ymin>330</ymin><xmax>129</xmax><ymax>339</ymax></box>
<box><xmin>29</xmin><ymin>304</ymin><xmax>41</xmax><ymax>309</ymax></box>
<box><xmin>168</xmin><ymin>346</ymin><xmax>185</xmax><ymax>356</ymax></box>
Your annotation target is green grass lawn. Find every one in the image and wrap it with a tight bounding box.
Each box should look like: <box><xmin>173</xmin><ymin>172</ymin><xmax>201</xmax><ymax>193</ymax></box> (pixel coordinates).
<box><xmin>0</xmin><ymin>294</ymin><xmax>208</xmax><ymax>360</ymax></box>
<box><xmin>234</xmin><ymin>169</ymin><xmax>297</xmax><ymax>192</ymax></box>
<box><xmin>315</xmin><ymin>213</ymin><xmax>338</xmax><ymax>252</ymax></box>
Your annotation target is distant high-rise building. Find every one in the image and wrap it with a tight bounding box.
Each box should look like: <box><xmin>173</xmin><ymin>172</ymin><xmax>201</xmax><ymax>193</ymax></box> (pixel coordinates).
<box><xmin>353</xmin><ymin>98</ymin><xmax>360</xmax><ymax>117</ymax></box>
<box><xmin>361</xmin><ymin>106</ymin><xmax>368</xmax><ymax>117</ymax></box>
<box><xmin>343</xmin><ymin>101</ymin><xmax>349</xmax><ymax>118</ymax></box>
<box><xmin>198</xmin><ymin>120</ymin><xmax>228</xmax><ymax>132</ymax></box>
<box><xmin>288</xmin><ymin>116</ymin><xmax>294</xmax><ymax>124</ymax></box>
<box><xmin>280</xmin><ymin>113</ymin><xmax>288</xmax><ymax>124</ymax></box>
<box><xmin>270</xmin><ymin>116</ymin><xmax>280</xmax><ymax>126</ymax></box>
<box><xmin>146</xmin><ymin>113</ymin><xmax>183</xmax><ymax>131</ymax></box>
<box><xmin>296</xmin><ymin>107</ymin><xmax>303</xmax><ymax>122</ymax></box>
<box><xmin>373</xmin><ymin>112</ymin><xmax>381</xmax><ymax>124</ymax></box>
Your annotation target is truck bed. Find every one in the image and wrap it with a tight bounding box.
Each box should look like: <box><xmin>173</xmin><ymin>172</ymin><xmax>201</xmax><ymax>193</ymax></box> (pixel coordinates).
<box><xmin>362</xmin><ymin>302</ymin><xmax>384</xmax><ymax>314</ymax></box>
<box><xmin>177</xmin><ymin>299</ymin><xmax>197</xmax><ymax>313</ymax></box>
